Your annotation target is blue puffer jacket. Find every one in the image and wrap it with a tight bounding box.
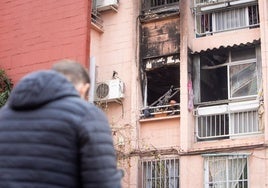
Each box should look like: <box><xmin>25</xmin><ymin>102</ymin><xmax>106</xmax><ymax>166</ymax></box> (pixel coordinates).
<box><xmin>0</xmin><ymin>70</ymin><xmax>122</xmax><ymax>188</ymax></box>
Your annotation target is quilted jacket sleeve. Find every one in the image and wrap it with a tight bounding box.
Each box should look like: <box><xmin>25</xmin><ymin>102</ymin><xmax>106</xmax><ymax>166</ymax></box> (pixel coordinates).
<box><xmin>78</xmin><ymin>105</ymin><xmax>122</xmax><ymax>188</ymax></box>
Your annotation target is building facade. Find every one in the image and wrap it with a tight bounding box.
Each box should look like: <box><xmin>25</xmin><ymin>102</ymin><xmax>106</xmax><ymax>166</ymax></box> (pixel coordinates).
<box><xmin>1</xmin><ymin>0</ymin><xmax>267</xmax><ymax>187</ymax></box>
<box><xmin>91</xmin><ymin>0</ymin><xmax>268</xmax><ymax>187</ymax></box>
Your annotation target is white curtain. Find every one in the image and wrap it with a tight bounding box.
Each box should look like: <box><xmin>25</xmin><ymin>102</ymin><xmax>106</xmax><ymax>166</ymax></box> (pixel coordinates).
<box><xmin>168</xmin><ymin>159</ymin><xmax>179</xmax><ymax>188</ymax></box>
<box><xmin>228</xmin><ymin>157</ymin><xmax>247</xmax><ymax>188</ymax></box>
<box><xmin>208</xmin><ymin>156</ymin><xmax>227</xmax><ymax>188</ymax></box>
<box><xmin>205</xmin><ymin>156</ymin><xmax>247</xmax><ymax>188</ymax></box>
<box><xmin>212</xmin><ymin>7</ymin><xmax>248</xmax><ymax>32</ymax></box>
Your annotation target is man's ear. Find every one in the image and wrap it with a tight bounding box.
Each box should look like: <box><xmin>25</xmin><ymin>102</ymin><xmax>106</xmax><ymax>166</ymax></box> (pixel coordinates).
<box><xmin>78</xmin><ymin>83</ymin><xmax>90</xmax><ymax>100</ymax></box>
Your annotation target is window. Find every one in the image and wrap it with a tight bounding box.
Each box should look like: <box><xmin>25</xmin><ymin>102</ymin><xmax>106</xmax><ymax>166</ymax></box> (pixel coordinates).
<box><xmin>203</xmin><ymin>154</ymin><xmax>249</xmax><ymax>188</ymax></box>
<box><xmin>196</xmin><ymin>100</ymin><xmax>260</xmax><ymax>140</ymax></box>
<box><xmin>142</xmin><ymin>0</ymin><xmax>180</xmax><ymax>11</ymax></box>
<box><xmin>141</xmin><ymin>64</ymin><xmax>180</xmax><ymax>118</ymax></box>
<box><xmin>197</xmin><ymin>46</ymin><xmax>259</xmax><ymax>103</ymax></box>
<box><xmin>193</xmin><ymin>46</ymin><xmax>261</xmax><ymax>140</ymax></box>
<box><xmin>140</xmin><ymin>55</ymin><xmax>180</xmax><ymax>119</ymax></box>
<box><xmin>195</xmin><ymin>2</ymin><xmax>259</xmax><ymax>36</ymax></box>
<box><xmin>141</xmin><ymin>158</ymin><xmax>179</xmax><ymax>188</ymax></box>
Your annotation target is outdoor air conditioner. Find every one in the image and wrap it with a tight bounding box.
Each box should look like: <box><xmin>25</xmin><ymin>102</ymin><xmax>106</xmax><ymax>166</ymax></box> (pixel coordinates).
<box><xmin>94</xmin><ymin>79</ymin><xmax>124</xmax><ymax>102</ymax></box>
<box><xmin>96</xmin><ymin>0</ymin><xmax>119</xmax><ymax>12</ymax></box>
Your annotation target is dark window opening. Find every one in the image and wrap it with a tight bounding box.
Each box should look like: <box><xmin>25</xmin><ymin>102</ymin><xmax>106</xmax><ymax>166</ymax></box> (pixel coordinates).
<box><xmin>199</xmin><ymin>46</ymin><xmax>257</xmax><ymax>103</ymax></box>
<box><xmin>147</xmin><ymin>65</ymin><xmax>180</xmax><ymax>106</ymax></box>
<box><xmin>200</xmin><ymin>51</ymin><xmax>228</xmax><ymax>102</ymax></box>
<box><xmin>141</xmin><ymin>65</ymin><xmax>180</xmax><ymax>118</ymax></box>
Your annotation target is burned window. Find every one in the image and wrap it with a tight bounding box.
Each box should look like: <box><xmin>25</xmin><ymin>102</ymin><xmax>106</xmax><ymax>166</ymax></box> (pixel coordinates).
<box><xmin>140</xmin><ymin>16</ymin><xmax>180</xmax><ymax>118</ymax></box>
<box><xmin>146</xmin><ymin>65</ymin><xmax>180</xmax><ymax>106</ymax></box>
<box><xmin>196</xmin><ymin>46</ymin><xmax>259</xmax><ymax>103</ymax></box>
<box><xmin>140</xmin><ymin>55</ymin><xmax>180</xmax><ymax>118</ymax></box>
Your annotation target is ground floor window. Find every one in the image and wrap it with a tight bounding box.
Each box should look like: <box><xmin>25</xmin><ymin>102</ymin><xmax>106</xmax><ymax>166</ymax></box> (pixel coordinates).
<box><xmin>203</xmin><ymin>153</ymin><xmax>249</xmax><ymax>188</ymax></box>
<box><xmin>141</xmin><ymin>157</ymin><xmax>179</xmax><ymax>188</ymax></box>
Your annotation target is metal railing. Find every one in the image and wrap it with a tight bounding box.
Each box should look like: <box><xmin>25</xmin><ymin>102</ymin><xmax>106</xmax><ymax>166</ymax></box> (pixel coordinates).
<box><xmin>141</xmin><ymin>158</ymin><xmax>179</xmax><ymax>188</ymax></box>
<box><xmin>195</xmin><ymin>3</ymin><xmax>259</xmax><ymax>36</ymax></box>
<box><xmin>195</xmin><ymin>104</ymin><xmax>260</xmax><ymax>140</ymax></box>
<box><xmin>143</xmin><ymin>0</ymin><xmax>180</xmax><ymax>11</ymax></box>
<box><xmin>195</xmin><ymin>0</ymin><xmax>256</xmax><ymax>6</ymax></box>
<box><xmin>140</xmin><ymin>103</ymin><xmax>180</xmax><ymax>119</ymax></box>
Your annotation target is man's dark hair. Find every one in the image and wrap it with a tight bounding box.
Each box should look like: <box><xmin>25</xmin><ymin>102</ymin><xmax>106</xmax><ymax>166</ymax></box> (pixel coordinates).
<box><xmin>52</xmin><ymin>59</ymin><xmax>90</xmax><ymax>85</ymax></box>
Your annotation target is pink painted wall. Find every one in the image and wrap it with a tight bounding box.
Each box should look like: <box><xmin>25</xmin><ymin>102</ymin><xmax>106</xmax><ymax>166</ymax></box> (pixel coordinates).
<box><xmin>140</xmin><ymin>117</ymin><xmax>180</xmax><ymax>149</ymax></box>
<box><xmin>192</xmin><ymin>28</ymin><xmax>260</xmax><ymax>53</ymax></box>
<box><xmin>90</xmin><ymin>1</ymin><xmax>141</xmax><ymax>187</ymax></box>
<box><xmin>0</xmin><ymin>0</ymin><xmax>90</xmax><ymax>84</ymax></box>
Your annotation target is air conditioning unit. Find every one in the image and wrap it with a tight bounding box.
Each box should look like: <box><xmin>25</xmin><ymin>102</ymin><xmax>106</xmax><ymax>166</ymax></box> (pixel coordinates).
<box><xmin>94</xmin><ymin>79</ymin><xmax>124</xmax><ymax>102</ymax></box>
<box><xmin>96</xmin><ymin>0</ymin><xmax>119</xmax><ymax>12</ymax></box>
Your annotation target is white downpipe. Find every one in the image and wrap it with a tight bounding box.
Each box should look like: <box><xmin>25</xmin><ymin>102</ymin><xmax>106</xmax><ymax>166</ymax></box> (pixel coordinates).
<box><xmin>89</xmin><ymin>57</ymin><xmax>96</xmax><ymax>103</ymax></box>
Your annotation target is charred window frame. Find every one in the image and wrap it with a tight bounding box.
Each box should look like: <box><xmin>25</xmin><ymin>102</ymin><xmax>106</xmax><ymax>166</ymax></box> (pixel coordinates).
<box><xmin>139</xmin><ymin>14</ymin><xmax>180</xmax><ymax>119</ymax></box>
<box><xmin>141</xmin><ymin>55</ymin><xmax>180</xmax><ymax>118</ymax></box>
<box><xmin>193</xmin><ymin>45</ymin><xmax>261</xmax><ymax>105</ymax></box>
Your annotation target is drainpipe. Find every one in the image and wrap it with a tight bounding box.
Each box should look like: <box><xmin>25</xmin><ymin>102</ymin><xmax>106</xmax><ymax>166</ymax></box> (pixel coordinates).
<box><xmin>89</xmin><ymin>57</ymin><xmax>96</xmax><ymax>103</ymax></box>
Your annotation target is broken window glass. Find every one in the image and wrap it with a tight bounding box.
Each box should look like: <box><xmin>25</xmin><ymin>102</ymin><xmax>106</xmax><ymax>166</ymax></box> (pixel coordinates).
<box><xmin>230</xmin><ymin>62</ymin><xmax>257</xmax><ymax>98</ymax></box>
<box><xmin>198</xmin><ymin>46</ymin><xmax>258</xmax><ymax>103</ymax></box>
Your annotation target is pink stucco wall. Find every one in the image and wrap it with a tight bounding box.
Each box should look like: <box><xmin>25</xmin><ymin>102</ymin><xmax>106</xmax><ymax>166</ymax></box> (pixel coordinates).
<box><xmin>90</xmin><ymin>1</ymin><xmax>141</xmax><ymax>187</ymax></box>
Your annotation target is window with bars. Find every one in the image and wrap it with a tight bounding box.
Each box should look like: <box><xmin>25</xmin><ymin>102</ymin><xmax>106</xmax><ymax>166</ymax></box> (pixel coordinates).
<box><xmin>193</xmin><ymin>46</ymin><xmax>262</xmax><ymax>140</ymax></box>
<box><xmin>203</xmin><ymin>154</ymin><xmax>249</xmax><ymax>188</ymax></box>
<box><xmin>141</xmin><ymin>158</ymin><xmax>179</xmax><ymax>188</ymax></box>
<box><xmin>195</xmin><ymin>4</ymin><xmax>259</xmax><ymax>36</ymax></box>
<box><xmin>143</xmin><ymin>0</ymin><xmax>180</xmax><ymax>10</ymax></box>
<box><xmin>196</xmin><ymin>101</ymin><xmax>260</xmax><ymax>140</ymax></box>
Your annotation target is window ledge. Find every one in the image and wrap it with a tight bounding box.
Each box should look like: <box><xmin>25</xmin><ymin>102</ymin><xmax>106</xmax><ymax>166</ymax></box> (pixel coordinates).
<box><xmin>139</xmin><ymin>114</ymin><xmax>180</xmax><ymax>122</ymax></box>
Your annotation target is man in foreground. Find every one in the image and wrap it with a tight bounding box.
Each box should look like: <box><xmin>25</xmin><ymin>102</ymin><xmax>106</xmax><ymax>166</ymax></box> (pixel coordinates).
<box><xmin>0</xmin><ymin>60</ymin><xmax>122</xmax><ymax>188</ymax></box>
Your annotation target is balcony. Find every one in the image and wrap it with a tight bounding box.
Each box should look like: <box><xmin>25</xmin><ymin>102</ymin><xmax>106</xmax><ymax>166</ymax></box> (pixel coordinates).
<box><xmin>142</xmin><ymin>0</ymin><xmax>180</xmax><ymax>12</ymax></box>
<box><xmin>194</xmin><ymin>100</ymin><xmax>262</xmax><ymax>141</ymax></box>
<box><xmin>194</xmin><ymin>0</ymin><xmax>259</xmax><ymax>37</ymax></box>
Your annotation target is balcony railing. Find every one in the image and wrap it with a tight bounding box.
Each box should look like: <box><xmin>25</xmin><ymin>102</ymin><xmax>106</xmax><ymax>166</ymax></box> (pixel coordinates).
<box><xmin>195</xmin><ymin>0</ymin><xmax>256</xmax><ymax>6</ymax></box>
<box><xmin>143</xmin><ymin>0</ymin><xmax>180</xmax><ymax>11</ymax></box>
<box><xmin>140</xmin><ymin>103</ymin><xmax>180</xmax><ymax>119</ymax></box>
<box><xmin>194</xmin><ymin>101</ymin><xmax>261</xmax><ymax>140</ymax></box>
<box><xmin>195</xmin><ymin>4</ymin><xmax>259</xmax><ymax>37</ymax></box>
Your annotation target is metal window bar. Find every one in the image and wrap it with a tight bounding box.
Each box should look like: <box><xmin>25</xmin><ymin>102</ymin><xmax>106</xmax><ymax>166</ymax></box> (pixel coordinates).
<box><xmin>196</xmin><ymin>108</ymin><xmax>260</xmax><ymax>140</ymax></box>
<box><xmin>195</xmin><ymin>4</ymin><xmax>259</xmax><ymax>36</ymax></box>
<box><xmin>144</xmin><ymin>0</ymin><xmax>179</xmax><ymax>10</ymax></box>
<box><xmin>140</xmin><ymin>103</ymin><xmax>180</xmax><ymax>119</ymax></box>
<box><xmin>141</xmin><ymin>158</ymin><xmax>179</xmax><ymax>188</ymax></box>
<box><xmin>195</xmin><ymin>0</ymin><xmax>256</xmax><ymax>6</ymax></box>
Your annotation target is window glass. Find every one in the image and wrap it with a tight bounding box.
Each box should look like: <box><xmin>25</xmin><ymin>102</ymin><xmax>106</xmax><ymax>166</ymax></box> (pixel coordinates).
<box><xmin>213</xmin><ymin>7</ymin><xmax>248</xmax><ymax>32</ymax></box>
<box><xmin>230</xmin><ymin>62</ymin><xmax>257</xmax><ymax>98</ymax></box>
<box><xmin>231</xmin><ymin>47</ymin><xmax>255</xmax><ymax>62</ymax></box>
<box><xmin>204</xmin><ymin>155</ymin><xmax>248</xmax><ymax>188</ymax></box>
